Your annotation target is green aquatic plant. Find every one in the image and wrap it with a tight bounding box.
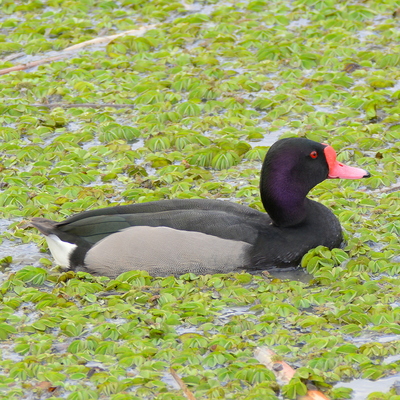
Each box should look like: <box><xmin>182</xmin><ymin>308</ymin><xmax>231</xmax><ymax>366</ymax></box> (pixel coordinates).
<box><xmin>0</xmin><ymin>0</ymin><xmax>400</xmax><ymax>399</ymax></box>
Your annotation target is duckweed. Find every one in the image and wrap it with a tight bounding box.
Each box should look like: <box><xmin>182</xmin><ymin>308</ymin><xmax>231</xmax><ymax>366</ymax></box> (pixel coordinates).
<box><xmin>1</xmin><ymin>0</ymin><xmax>400</xmax><ymax>399</ymax></box>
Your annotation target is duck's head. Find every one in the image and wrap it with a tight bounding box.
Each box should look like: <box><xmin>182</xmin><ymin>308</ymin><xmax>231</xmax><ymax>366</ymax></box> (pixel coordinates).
<box><xmin>260</xmin><ymin>138</ymin><xmax>370</xmax><ymax>227</ymax></box>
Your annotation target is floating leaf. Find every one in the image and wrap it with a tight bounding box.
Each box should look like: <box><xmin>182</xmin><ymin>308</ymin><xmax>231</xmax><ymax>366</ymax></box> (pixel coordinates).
<box><xmin>177</xmin><ymin>101</ymin><xmax>201</xmax><ymax>117</ymax></box>
<box><xmin>99</xmin><ymin>124</ymin><xmax>140</xmax><ymax>142</ymax></box>
<box><xmin>14</xmin><ymin>267</ymin><xmax>48</xmax><ymax>285</ymax></box>
<box><xmin>146</xmin><ymin>136</ymin><xmax>171</xmax><ymax>151</ymax></box>
<box><xmin>245</xmin><ymin>147</ymin><xmax>267</xmax><ymax>161</ymax></box>
<box><xmin>367</xmin><ymin>77</ymin><xmax>395</xmax><ymax>89</ymax></box>
<box><xmin>282</xmin><ymin>378</ymin><xmax>308</xmax><ymax>399</ymax></box>
<box><xmin>211</xmin><ymin>151</ymin><xmax>241</xmax><ymax>170</ymax></box>
<box><xmin>0</xmin><ymin>323</ymin><xmax>17</xmax><ymax>339</ymax></box>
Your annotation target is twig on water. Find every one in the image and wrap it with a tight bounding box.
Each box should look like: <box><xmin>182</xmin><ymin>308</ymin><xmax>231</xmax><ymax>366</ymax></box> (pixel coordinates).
<box><xmin>170</xmin><ymin>367</ymin><xmax>198</xmax><ymax>400</ymax></box>
<box><xmin>30</xmin><ymin>103</ymin><xmax>136</xmax><ymax>109</ymax></box>
<box><xmin>254</xmin><ymin>347</ymin><xmax>331</xmax><ymax>400</ymax></box>
<box><xmin>0</xmin><ymin>24</ymin><xmax>157</xmax><ymax>76</ymax></box>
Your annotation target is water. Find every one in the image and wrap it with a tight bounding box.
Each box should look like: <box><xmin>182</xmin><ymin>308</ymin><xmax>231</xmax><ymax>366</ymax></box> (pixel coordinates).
<box><xmin>1</xmin><ymin>219</ymin><xmax>43</xmax><ymax>268</ymax></box>
<box><xmin>335</xmin><ymin>374</ymin><xmax>400</xmax><ymax>399</ymax></box>
<box><xmin>249</xmin><ymin>127</ymin><xmax>284</xmax><ymax>148</ymax></box>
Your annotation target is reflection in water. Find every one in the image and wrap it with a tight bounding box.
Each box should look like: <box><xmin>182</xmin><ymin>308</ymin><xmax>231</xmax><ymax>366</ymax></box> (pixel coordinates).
<box><xmin>268</xmin><ymin>267</ymin><xmax>313</xmax><ymax>283</ymax></box>
<box><xmin>249</xmin><ymin>266</ymin><xmax>313</xmax><ymax>284</ymax></box>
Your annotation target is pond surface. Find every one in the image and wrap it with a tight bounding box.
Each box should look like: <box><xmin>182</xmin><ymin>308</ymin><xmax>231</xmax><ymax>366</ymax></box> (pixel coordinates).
<box><xmin>335</xmin><ymin>374</ymin><xmax>400</xmax><ymax>400</ymax></box>
<box><xmin>1</xmin><ymin>0</ymin><xmax>399</xmax><ymax>399</ymax></box>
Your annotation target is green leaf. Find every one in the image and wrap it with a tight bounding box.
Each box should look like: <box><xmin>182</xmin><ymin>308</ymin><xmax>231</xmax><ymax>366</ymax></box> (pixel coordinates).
<box><xmin>177</xmin><ymin>101</ymin><xmax>201</xmax><ymax>117</ymax></box>
<box><xmin>377</xmin><ymin>53</ymin><xmax>400</xmax><ymax>68</ymax></box>
<box><xmin>282</xmin><ymin>378</ymin><xmax>307</xmax><ymax>399</ymax></box>
<box><xmin>0</xmin><ymin>323</ymin><xmax>17</xmax><ymax>339</ymax></box>
<box><xmin>99</xmin><ymin>123</ymin><xmax>140</xmax><ymax>142</ymax></box>
<box><xmin>211</xmin><ymin>151</ymin><xmax>241</xmax><ymax>170</ymax></box>
<box><xmin>336</xmin><ymin>344</ymin><xmax>359</xmax><ymax>354</ymax></box>
<box><xmin>146</xmin><ymin>136</ymin><xmax>171</xmax><ymax>151</ymax></box>
<box><xmin>14</xmin><ymin>267</ymin><xmax>48</xmax><ymax>285</ymax></box>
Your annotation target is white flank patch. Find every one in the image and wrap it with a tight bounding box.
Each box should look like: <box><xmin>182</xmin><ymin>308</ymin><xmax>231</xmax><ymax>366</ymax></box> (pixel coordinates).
<box><xmin>45</xmin><ymin>234</ymin><xmax>77</xmax><ymax>268</ymax></box>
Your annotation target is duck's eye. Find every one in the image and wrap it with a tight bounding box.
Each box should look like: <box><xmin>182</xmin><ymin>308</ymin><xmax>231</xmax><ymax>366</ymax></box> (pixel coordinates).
<box><xmin>310</xmin><ymin>151</ymin><xmax>318</xmax><ymax>159</ymax></box>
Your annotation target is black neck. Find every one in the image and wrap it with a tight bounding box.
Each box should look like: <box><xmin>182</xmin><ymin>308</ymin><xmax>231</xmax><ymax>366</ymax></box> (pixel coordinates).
<box><xmin>261</xmin><ymin>188</ymin><xmax>309</xmax><ymax>227</ymax></box>
<box><xmin>260</xmin><ymin>163</ymin><xmax>310</xmax><ymax>227</ymax></box>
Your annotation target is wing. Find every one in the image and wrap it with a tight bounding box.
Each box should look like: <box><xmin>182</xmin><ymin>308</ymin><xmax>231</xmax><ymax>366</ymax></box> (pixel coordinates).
<box><xmin>48</xmin><ymin>199</ymin><xmax>271</xmax><ymax>245</ymax></box>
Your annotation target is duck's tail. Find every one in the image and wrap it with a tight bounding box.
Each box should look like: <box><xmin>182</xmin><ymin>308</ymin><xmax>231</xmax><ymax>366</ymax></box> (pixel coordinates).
<box><xmin>31</xmin><ymin>217</ymin><xmax>78</xmax><ymax>268</ymax></box>
<box><xmin>30</xmin><ymin>217</ymin><xmax>58</xmax><ymax>235</ymax></box>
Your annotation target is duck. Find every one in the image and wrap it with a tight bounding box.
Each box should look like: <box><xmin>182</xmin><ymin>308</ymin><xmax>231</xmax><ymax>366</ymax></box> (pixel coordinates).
<box><xmin>31</xmin><ymin>137</ymin><xmax>370</xmax><ymax>278</ymax></box>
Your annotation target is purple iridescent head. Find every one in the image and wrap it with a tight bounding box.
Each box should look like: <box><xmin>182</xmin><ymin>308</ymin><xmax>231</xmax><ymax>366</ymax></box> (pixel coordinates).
<box><xmin>260</xmin><ymin>138</ymin><xmax>369</xmax><ymax>227</ymax></box>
